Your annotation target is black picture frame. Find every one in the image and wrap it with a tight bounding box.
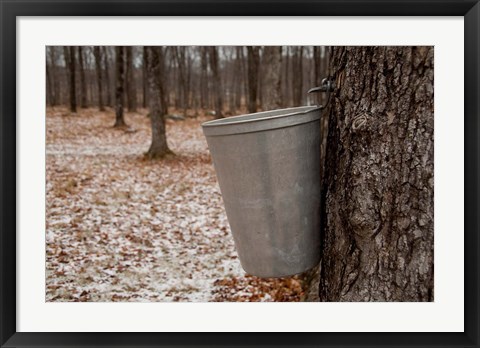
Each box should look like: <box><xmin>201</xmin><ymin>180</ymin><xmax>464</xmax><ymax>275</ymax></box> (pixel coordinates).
<box><xmin>1</xmin><ymin>1</ymin><xmax>478</xmax><ymax>347</ymax></box>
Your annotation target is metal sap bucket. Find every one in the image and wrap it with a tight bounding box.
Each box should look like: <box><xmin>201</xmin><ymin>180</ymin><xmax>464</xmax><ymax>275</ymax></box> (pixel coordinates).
<box><xmin>202</xmin><ymin>106</ymin><xmax>321</xmax><ymax>278</ymax></box>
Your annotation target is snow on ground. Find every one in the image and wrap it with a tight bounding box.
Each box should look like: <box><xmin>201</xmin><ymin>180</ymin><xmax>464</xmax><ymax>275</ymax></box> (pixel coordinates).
<box><xmin>46</xmin><ymin>107</ymin><xmax>306</xmax><ymax>302</ymax></box>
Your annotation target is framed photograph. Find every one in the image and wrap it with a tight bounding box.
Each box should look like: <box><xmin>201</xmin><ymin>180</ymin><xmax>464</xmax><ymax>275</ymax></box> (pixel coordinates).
<box><xmin>1</xmin><ymin>0</ymin><xmax>478</xmax><ymax>347</ymax></box>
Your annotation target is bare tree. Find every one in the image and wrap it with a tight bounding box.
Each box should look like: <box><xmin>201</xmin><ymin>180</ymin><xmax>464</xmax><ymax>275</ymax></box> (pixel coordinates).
<box><xmin>262</xmin><ymin>46</ymin><xmax>283</xmax><ymax>110</ymax></box>
<box><xmin>46</xmin><ymin>47</ymin><xmax>55</xmax><ymax>106</ymax></box>
<box><xmin>126</xmin><ymin>46</ymin><xmax>137</xmax><ymax>112</ymax></box>
<box><xmin>173</xmin><ymin>47</ymin><xmax>189</xmax><ymax>115</ymax></box>
<box><xmin>63</xmin><ymin>46</ymin><xmax>77</xmax><ymax>113</ymax></box>
<box><xmin>102</xmin><ymin>47</ymin><xmax>113</xmax><ymax>107</ymax></box>
<box><xmin>320</xmin><ymin>46</ymin><xmax>434</xmax><ymax>302</ymax></box>
<box><xmin>145</xmin><ymin>46</ymin><xmax>171</xmax><ymax>158</ymax></box>
<box><xmin>292</xmin><ymin>46</ymin><xmax>304</xmax><ymax>106</ymax></box>
<box><xmin>142</xmin><ymin>46</ymin><xmax>148</xmax><ymax>109</ymax></box>
<box><xmin>114</xmin><ymin>46</ymin><xmax>127</xmax><ymax>127</ymax></box>
<box><xmin>208</xmin><ymin>46</ymin><xmax>223</xmax><ymax>119</ymax></box>
<box><xmin>238</xmin><ymin>46</ymin><xmax>248</xmax><ymax>110</ymax></box>
<box><xmin>246</xmin><ymin>46</ymin><xmax>260</xmax><ymax>113</ymax></box>
<box><xmin>78</xmin><ymin>46</ymin><xmax>88</xmax><ymax>108</ymax></box>
<box><xmin>233</xmin><ymin>47</ymin><xmax>244</xmax><ymax>111</ymax></box>
<box><xmin>199</xmin><ymin>47</ymin><xmax>209</xmax><ymax>110</ymax></box>
<box><xmin>93</xmin><ymin>46</ymin><xmax>105</xmax><ymax>111</ymax></box>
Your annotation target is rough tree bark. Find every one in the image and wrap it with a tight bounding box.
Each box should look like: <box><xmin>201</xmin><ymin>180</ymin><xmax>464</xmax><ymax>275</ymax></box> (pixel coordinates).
<box><xmin>64</xmin><ymin>46</ymin><xmax>77</xmax><ymax>113</ymax></box>
<box><xmin>78</xmin><ymin>46</ymin><xmax>88</xmax><ymax>108</ymax></box>
<box><xmin>93</xmin><ymin>46</ymin><xmax>105</xmax><ymax>112</ymax></box>
<box><xmin>126</xmin><ymin>46</ymin><xmax>137</xmax><ymax>112</ymax></box>
<box><xmin>320</xmin><ymin>46</ymin><xmax>434</xmax><ymax>302</ymax></box>
<box><xmin>114</xmin><ymin>46</ymin><xmax>127</xmax><ymax>127</ymax></box>
<box><xmin>262</xmin><ymin>46</ymin><xmax>283</xmax><ymax>110</ymax></box>
<box><xmin>145</xmin><ymin>46</ymin><xmax>172</xmax><ymax>159</ymax></box>
<box><xmin>246</xmin><ymin>46</ymin><xmax>260</xmax><ymax>113</ymax></box>
<box><xmin>208</xmin><ymin>46</ymin><xmax>224</xmax><ymax>119</ymax></box>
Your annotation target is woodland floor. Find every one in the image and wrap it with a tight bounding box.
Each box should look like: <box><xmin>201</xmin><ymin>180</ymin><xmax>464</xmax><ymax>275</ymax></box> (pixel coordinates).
<box><xmin>46</xmin><ymin>106</ymin><xmax>307</xmax><ymax>302</ymax></box>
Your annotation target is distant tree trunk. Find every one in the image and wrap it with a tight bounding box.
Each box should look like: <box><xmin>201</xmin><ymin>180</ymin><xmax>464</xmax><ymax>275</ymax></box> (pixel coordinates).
<box><xmin>46</xmin><ymin>46</ymin><xmax>59</xmax><ymax>106</ymax></box>
<box><xmin>200</xmin><ymin>47</ymin><xmax>208</xmax><ymax>110</ymax></box>
<box><xmin>234</xmin><ymin>46</ymin><xmax>244</xmax><ymax>110</ymax></box>
<box><xmin>246</xmin><ymin>46</ymin><xmax>260</xmax><ymax>113</ymax></box>
<box><xmin>292</xmin><ymin>46</ymin><xmax>304</xmax><ymax>106</ymax></box>
<box><xmin>313</xmin><ymin>46</ymin><xmax>323</xmax><ymax>86</ymax></box>
<box><xmin>78</xmin><ymin>46</ymin><xmax>88</xmax><ymax>108</ymax></box>
<box><xmin>47</xmin><ymin>47</ymin><xmax>59</xmax><ymax>106</ymax></box>
<box><xmin>227</xmin><ymin>48</ymin><xmax>236</xmax><ymax>115</ymax></box>
<box><xmin>145</xmin><ymin>46</ymin><xmax>171</xmax><ymax>159</ymax></box>
<box><xmin>142</xmin><ymin>46</ymin><xmax>148</xmax><ymax>108</ymax></box>
<box><xmin>283</xmin><ymin>46</ymin><xmax>291</xmax><ymax>106</ymax></box>
<box><xmin>114</xmin><ymin>46</ymin><xmax>127</xmax><ymax>127</ymax></box>
<box><xmin>186</xmin><ymin>50</ymin><xmax>193</xmax><ymax>112</ymax></box>
<box><xmin>313</xmin><ymin>46</ymin><xmax>329</xmax><ymax>107</ymax></box>
<box><xmin>238</xmin><ymin>47</ymin><xmax>248</xmax><ymax>109</ymax></box>
<box><xmin>257</xmin><ymin>47</ymin><xmax>263</xmax><ymax>110</ymax></box>
<box><xmin>46</xmin><ymin>49</ymin><xmax>54</xmax><ymax>107</ymax></box>
<box><xmin>93</xmin><ymin>46</ymin><xmax>105</xmax><ymax>111</ymax></box>
<box><xmin>126</xmin><ymin>46</ymin><xmax>137</xmax><ymax>112</ymax></box>
<box><xmin>173</xmin><ymin>47</ymin><xmax>189</xmax><ymax>116</ymax></box>
<box><xmin>209</xmin><ymin>46</ymin><xmax>223</xmax><ymax>119</ymax></box>
<box><xmin>320</xmin><ymin>46</ymin><xmax>434</xmax><ymax>302</ymax></box>
<box><xmin>102</xmin><ymin>47</ymin><xmax>113</xmax><ymax>107</ymax></box>
<box><xmin>262</xmin><ymin>46</ymin><xmax>282</xmax><ymax>110</ymax></box>
<box><xmin>64</xmin><ymin>46</ymin><xmax>77</xmax><ymax>113</ymax></box>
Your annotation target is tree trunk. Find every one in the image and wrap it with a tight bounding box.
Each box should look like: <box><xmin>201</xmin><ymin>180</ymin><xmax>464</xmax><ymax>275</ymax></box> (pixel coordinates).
<box><xmin>145</xmin><ymin>46</ymin><xmax>172</xmax><ymax>159</ymax></box>
<box><xmin>93</xmin><ymin>46</ymin><xmax>105</xmax><ymax>111</ymax></box>
<box><xmin>126</xmin><ymin>46</ymin><xmax>137</xmax><ymax>112</ymax></box>
<box><xmin>64</xmin><ymin>46</ymin><xmax>77</xmax><ymax>113</ymax></box>
<box><xmin>114</xmin><ymin>46</ymin><xmax>127</xmax><ymax>127</ymax></box>
<box><xmin>262</xmin><ymin>46</ymin><xmax>282</xmax><ymax>110</ymax></box>
<box><xmin>320</xmin><ymin>46</ymin><xmax>434</xmax><ymax>302</ymax></box>
<box><xmin>200</xmin><ymin>47</ymin><xmax>208</xmax><ymax>110</ymax></box>
<box><xmin>313</xmin><ymin>46</ymin><xmax>329</xmax><ymax>107</ymax></box>
<box><xmin>234</xmin><ymin>46</ymin><xmax>244</xmax><ymax>110</ymax></box>
<box><xmin>257</xmin><ymin>47</ymin><xmax>263</xmax><ymax>110</ymax></box>
<box><xmin>284</xmin><ymin>47</ymin><xmax>291</xmax><ymax>106</ymax></box>
<box><xmin>142</xmin><ymin>46</ymin><xmax>148</xmax><ymax>109</ymax></box>
<box><xmin>186</xmin><ymin>49</ymin><xmax>193</xmax><ymax>113</ymax></box>
<box><xmin>78</xmin><ymin>46</ymin><xmax>88</xmax><ymax>108</ymax></box>
<box><xmin>313</xmin><ymin>46</ymin><xmax>322</xmax><ymax>86</ymax></box>
<box><xmin>48</xmin><ymin>47</ymin><xmax>59</xmax><ymax>106</ymax></box>
<box><xmin>292</xmin><ymin>46</ymin><xmax>304</xmax><ymax>106</ymax></box>
<box><xmin>46</xmin><ymin>48</ymin><xmax>54</xmax><ymax>107</ymax></box>
<box><xmin>173</xmin><ymin>47</ymin><xmax>189</xmax><ymax>116</ymax></box>
<box><xmin>239</xmin><ymin>47</ymin><xmax>248</xmax><ymax>109</ymax></box>
<box><xmin>209</xmin><ymin>46</ymin><xmax>223</xmax><ymax>119</ymax></box>
<box><xmin>102</xmin><ymin>47</ymin><xmax>113</xmax><ymax>107</ymax></box>
<box><xmin>246</xmin><ymin>46</ymin><xmax>260</xmax><ymax>113</ymax></box>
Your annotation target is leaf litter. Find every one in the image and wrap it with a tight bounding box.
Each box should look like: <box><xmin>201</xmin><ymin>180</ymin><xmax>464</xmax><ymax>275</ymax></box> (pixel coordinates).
<box><xmin>46</xmin><ymin>107</ymin><xmax>307</xmax><ymax>302</ymax></box>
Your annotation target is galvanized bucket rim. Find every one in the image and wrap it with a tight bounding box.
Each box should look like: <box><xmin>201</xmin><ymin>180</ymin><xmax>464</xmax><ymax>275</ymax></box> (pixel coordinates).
<box><xmin>202</xmin><ymin>106</ymin><xmax>321</xmax><ymax>137</ymax></box>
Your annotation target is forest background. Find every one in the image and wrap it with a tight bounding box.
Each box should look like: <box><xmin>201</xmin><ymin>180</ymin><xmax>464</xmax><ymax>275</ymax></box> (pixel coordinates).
<box><xmin>46</xmin><ymin>46</ymin><xmax>328</xmax><ymax>302</ymax></box>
